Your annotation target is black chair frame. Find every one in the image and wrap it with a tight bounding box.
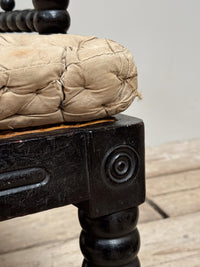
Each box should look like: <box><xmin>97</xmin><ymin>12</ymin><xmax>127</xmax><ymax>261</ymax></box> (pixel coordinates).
<box><xmin>0</xmin><ymin>1</ymin><xmax>145</xmax><ymax>266</ymax></box>
<box><xmin>0</xmin><ymin>0</ymin><xmax>71</xmax><ymax>34</ymax></box>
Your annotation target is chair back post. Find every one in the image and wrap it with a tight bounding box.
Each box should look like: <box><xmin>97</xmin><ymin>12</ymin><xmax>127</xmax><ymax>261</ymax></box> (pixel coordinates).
<box><xmin>0</xmin><ymin>0</ymin><xmax>71</xmax><ymax>34</ymax></box>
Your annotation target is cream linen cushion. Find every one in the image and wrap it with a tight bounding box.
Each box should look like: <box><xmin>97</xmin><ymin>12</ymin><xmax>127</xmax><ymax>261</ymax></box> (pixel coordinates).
<box><xmin>0</xmin><ymin>34</ymin><xmax>139</xmax><ymax>130</ymax></box>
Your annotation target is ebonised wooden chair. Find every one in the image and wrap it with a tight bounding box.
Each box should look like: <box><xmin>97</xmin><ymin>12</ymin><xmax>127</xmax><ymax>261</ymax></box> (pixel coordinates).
<box><xmin>0</xmin><ymin>1</ymin><xmax>145</xmax><ymax>266</ymax></box>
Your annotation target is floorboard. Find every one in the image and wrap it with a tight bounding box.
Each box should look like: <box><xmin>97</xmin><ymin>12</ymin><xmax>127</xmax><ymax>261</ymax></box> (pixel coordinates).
<box><xmin>146</xmin><ymin>138</ymin><xmax>200</xmax><ymax>178</ymax></box>
<box><xmin>139</xmin><ymin>212</ymin><xmax>200</xmax><ymax>267</ymax></box>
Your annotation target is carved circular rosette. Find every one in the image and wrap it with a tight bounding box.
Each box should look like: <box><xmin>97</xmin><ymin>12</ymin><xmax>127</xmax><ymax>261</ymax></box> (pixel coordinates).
<box><xmin>102</xmin><ymin>145</ymin><xmax>139</xmax><ymax>185</ymax></box>
<box><xmin>79</xmin><ymin>207</ymin><xmax>141</xmax><ymax>267</ymax></box>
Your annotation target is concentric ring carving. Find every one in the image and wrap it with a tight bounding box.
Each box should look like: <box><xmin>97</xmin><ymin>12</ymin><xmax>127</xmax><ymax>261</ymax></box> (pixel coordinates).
<box><xmin>103</xmin><ymin>145</ymin><xmax>139</xmax><ymax>184</ymax></box>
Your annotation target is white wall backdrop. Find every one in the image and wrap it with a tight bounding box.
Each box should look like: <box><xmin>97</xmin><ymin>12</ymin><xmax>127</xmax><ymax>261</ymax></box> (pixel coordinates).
<box><xmin>2</xmin><ymin>0</ymin><xmax>200</xmax><ymax>145</ymax></box>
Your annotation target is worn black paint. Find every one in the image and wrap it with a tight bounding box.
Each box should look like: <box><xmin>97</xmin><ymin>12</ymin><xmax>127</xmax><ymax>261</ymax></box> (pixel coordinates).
<box><xmin>0</xmin><ymin>12</ymin><xmax>10</xmax><ymax>31</ymax></box>
<box><xmin>0</xmin><ymin>1</ymin><xmax>145</xmax><ymax>265</ymax></box>
<box><xmin>0</xmin><ymin>0</ymin><xmax>15</xmax><ymax>11</ymax></box>
<box><xmin>0</xmin><ymin>167</ymin><xmax>50</xmax><ymax>198</ymax></box>
<box><xmin>0</xmin><ymin>115</ymin><xmax>145</xmax><ymax>266</ymax></box>
<box><xmin>32</xmin><ymin>0</ymin><xmax>70</xmax><ymax>10</ymax></box>
<box><xmin>33</xmin><ymin>10</ymin><xmax>71</xmax><ymax>34</ymax></box>
<box><xmin>16</xmin><ymin>9</ymin><xmax>31</xmax><ymax>32</ymax></box>
<box><xmin>76</xmin><ymin>116</ymin><xmax>145</xmax><ymax>218</ymax></box>
<box><xmin>79</xmin><ymin>207</ymin><xmax>141</xmax><ymax>266</ymax></box>
<box><xmin>83</xmin><ymin>258</ymin><xmax>141</xmax><ymax>267</ymax></box>
<box><xmin>25</xmin><ymin>10</ymin><xmax>36</xmax><ymax>31</ymax></box>
<box><xmin>6</xmin><ymin>10</ymin><xmax>20</xmax><ymax>31</ymax></box>
<box><xmin>0</xmin><ymin>0</ymin><xmax>70</xmax><ymax>33</ymax></box>
<box><xmin>0</xmin><ymin>132</ymin><xmax>89</xmax><ymax>220</ymax></box>
<box><xmin>0</xmin><ymin>115</ymin><xmax>145</xmax><ymax>219</ymax></box>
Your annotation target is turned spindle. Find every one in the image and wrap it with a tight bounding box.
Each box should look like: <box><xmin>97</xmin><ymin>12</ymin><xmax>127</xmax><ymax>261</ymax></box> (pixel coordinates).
<box><xmin>0</xmin><ymin>0</ymin><xmax>15</xmax><ymax>32</ymax></box>
<box><xmin>0</xmin><ymin>9</ymin><xmax>35</xmax><ymax>32</ymax></box>
<box><xmin>33</xmin><ymin>0</ymin><xmax>70</xmax><ymax>34</ymax></box>
<box><xmin>16</xmin><ymin>9</ymin><xmax>31</xmax><ymax>32</ymax></box>
<box><xmin>79</xmin><ymin>207</ymin><xmax>141</xmax><ymax>267</ymax></box>
<box><xmin>0</xmin><ymin>0</ymin><xmax>70</xmax><ymax>33</ymax></box>
<box><xmin>32</xmin><ymin>0</ymin><xmax>70</xmax><ymax>10</ymax></box>
<box><xmin>0</xmin><ymin>0</ymin><xmax>15</xmax><ymax>12</ymax></box>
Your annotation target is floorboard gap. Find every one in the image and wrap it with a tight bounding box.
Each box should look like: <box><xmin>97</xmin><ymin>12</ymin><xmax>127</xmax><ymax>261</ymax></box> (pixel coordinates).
<box><xmin>146</xmin><ymin>198</ymin><xmax>169</xmax><ymax>219</ymax></box>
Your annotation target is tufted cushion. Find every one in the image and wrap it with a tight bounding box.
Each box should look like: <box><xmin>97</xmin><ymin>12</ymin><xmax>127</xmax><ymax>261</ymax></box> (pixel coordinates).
<box><xmin>0</xmin><ymin>34</ymin><xmax>140</xmax><ymax>130</ymax></box>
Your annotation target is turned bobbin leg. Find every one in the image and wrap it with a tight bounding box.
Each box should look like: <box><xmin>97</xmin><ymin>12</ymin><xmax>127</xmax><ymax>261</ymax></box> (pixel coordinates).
<box><xmin>76</xmin><ymin>116</ymin><xmax>145</xmax><ymax>266</ymax></box>
<box><xmin>79</xmin><ymin>207</ymin><xmax>141</xmax><ymax>267</ymax></box>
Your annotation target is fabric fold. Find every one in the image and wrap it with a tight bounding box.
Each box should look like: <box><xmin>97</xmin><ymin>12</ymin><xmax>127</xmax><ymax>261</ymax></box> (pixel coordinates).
<box><xmin>0</xmin><ymin>34</ymin><xmax>139</xmax><ymax>130</ymax></box>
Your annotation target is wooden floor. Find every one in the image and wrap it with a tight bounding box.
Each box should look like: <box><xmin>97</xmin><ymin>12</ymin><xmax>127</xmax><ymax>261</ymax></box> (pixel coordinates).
<box><xmin>0</xmin><ymin>139</ymin><xmax>199</xmax><ymax>267</ymax></box>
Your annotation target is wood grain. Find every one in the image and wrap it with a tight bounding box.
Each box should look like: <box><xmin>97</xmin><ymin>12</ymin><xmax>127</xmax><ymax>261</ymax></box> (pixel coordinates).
<box><xmin>139</xmin><ymin>212</ymin><xmax>200</xmax><ymax>267</ymax></box>
<box><xmin>147</xmin><ymin>169</ymin><xmax>200</xmax><ymax>197</ymax></box>
<box><xmin>0</xmin><ymin>212</ymin><xmax>199</xmax><ymax>266</ymax></box>
<box><xmin>0</xmin><ymin>237</ymin><xmax>82</xmax><ymax>267</ymax></box>
<box><xmin>150</xmin><ymin>187</ymin><xmax>200</xmax><ymax>217</ymax></box>
<box><xmin>146</xmin><ymin>139</ymin><xmax>200</xmax><ymax>178</ymax></box>
<box><xmin>139</xmin><ymin>202</ymin><xmax>163</xmax><ymax>223</ymax></box>
<box><xmin>0</xmin><ymin>202</ymin><xmax>159</xmax><ymax>255</ymax></box>
<box><xmin>0</xmin><ymin>206</ymin><xmax>80</xmax><ymax>255</ymax></box>
<box><xmin>147</xmin><ymin>168</ymin><xmax>200</xmax><ymax>217</ymax></box>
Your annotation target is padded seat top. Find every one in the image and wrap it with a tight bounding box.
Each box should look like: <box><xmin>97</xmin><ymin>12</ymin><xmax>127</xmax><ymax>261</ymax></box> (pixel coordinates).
<box><xmin>0</xmin><ymin>34</ymin><xmax>139</xmax><ymax>130</ymax></box>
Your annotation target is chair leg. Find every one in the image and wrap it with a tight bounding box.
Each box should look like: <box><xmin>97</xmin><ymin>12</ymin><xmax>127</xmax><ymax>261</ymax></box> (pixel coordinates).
<box><xmin>79</xmin><ymin>207</ymin><xmax>141</xmax><ymax>267</ymax></box>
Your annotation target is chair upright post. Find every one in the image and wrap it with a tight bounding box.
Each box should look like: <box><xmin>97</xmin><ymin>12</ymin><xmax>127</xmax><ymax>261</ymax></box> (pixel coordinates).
<box><xmin>32</xmin><ymin>0</ymin><xmax>70</xmax><ymax>34</ymax></box>
<box><xmin>0</xmin><ymin>0</ymin><xmax>71</xmax><ymax>33</ymax></box>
